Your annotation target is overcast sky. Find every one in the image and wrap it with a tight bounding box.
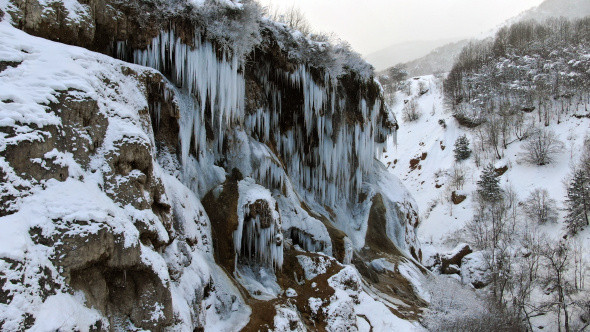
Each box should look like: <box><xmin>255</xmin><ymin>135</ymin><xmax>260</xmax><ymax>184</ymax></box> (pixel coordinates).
<box><xmin>256</xmin><ymin>0</ymin><xmax>545</xmax><ymax>55</ymax></box>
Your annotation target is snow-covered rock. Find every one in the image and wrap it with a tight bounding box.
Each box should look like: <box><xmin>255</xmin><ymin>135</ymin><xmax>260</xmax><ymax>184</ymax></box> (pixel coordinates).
<box><xmin>0</xmin><ymin>0</ymin><xmax>428</xmax><ymax>329</ymax></box>
<box><xmin>460</xmin><ymin>252</ymin><xmax>491</xmax><ymax>289</ymax></box>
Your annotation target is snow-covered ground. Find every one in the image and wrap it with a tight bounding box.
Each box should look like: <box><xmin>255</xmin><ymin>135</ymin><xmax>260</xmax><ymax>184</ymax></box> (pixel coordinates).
<box><xmin>381</xmin><ymin>74</ymin><xmax>590</xmax><ymax>330</ymax></box>
<box><xmin>382</xmin><ymin>75</ymin><xmax>590</xmax><ymax>252</ymax></box>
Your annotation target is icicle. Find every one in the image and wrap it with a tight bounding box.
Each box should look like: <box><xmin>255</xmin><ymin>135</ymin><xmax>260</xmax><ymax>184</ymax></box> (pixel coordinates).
<box><xmin>117</xmin><ymin>28</ymin><xmax>395</xmax><ymax>209</ymax></box>
<box><xmin>122</xmin><ymin>29</ymin><xmax>246</xmax><ymax>159</ymax></box>
<box><xmin>234</xmin><ymin>180</ymin><xmax>284</xmax><ymax>270</ymax></box>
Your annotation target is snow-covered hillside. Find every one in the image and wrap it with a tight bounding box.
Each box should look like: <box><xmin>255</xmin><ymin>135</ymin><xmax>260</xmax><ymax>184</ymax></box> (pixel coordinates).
<box><xmin>381</xmin><ymin>74</ymin><xmax>590</xmax><ymax>331</ymax></box>
<box><xmin>383</xmin><ymin>74</ymin><xmax>590</xmax><ymax>249</ymax></box>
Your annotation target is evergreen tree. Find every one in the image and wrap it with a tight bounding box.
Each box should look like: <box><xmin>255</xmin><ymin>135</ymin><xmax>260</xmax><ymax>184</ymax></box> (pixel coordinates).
<box><xmin>565</xmin><ymin>170</ymin><xmax>590</xmax><ymax>234</ymax></box>
<box><xmin>454</xmin><ymin>135</ymin><xmax>472</xmax><ymax>161</ymax></box>
<box><xmin>477</xmin><ymin>164</ymin><xmax>503</xmax><ymax>203</ymax></box>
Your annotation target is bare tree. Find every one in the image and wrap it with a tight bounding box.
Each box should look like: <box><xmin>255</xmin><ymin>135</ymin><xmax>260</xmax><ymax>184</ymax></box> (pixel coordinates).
<box><xmin>466</xmin><ymin>192</ymin><xmax>517</xmax><ymax>302</ymax></box>
<box><xmin>541</xmin><ymin>240</ymin><xmax>574</xmax><ymax>332</ymax></box>
<box><xmin>264</xmin><ymin>5</ymin><xmax>311</xmax><ymax>34</ymax></box>
<box><xmin>449</xmin><ymin>163</ymin><xmax>466</xmax><ymax>191</ymax></box>
<box><xmin>402</xmin><ymin>99</ymin><xmax>421</xmax><ymax>122</ymax></box>
<box><xmin>511</xmin><ymin>220</ymin><xmax>543</xmax><ymax>330</ymax></box>
<box><xmin>572</xmin><ymin>240</ymin><xmax>585</xmax><ymax>291</ymax></box>
<box><xmin>522</xmin><ymin>188</ymin><xmax>558</xmax><ymax>224</ymax></box>
<box><xmin>485</xmin><ymin>115</ymin><xmax>503</xmax><ymax>160</ymax></box>
<box><xmin>522</xmin><ymin>128</ymin><xmax>563</xmax><ymax>166</ymax></box>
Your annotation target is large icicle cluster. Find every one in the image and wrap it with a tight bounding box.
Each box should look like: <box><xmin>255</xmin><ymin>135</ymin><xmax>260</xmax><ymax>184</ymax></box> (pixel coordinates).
<box><xmin>117</xmin><ymin>29</ymin><xmax>394</xmax><ymax>208</ymax></box>
<box><xmin>234</xmin><ymin>178</ymin><xmax>284</xmax><ymax>270</ymax></box>
<box><xmin>247</xmin><ymin>64</ymin><xmax>392</xmax><ymax>206</ymax></box>
<box><xmin>119</xmin><ymin>30</ymin><xmax>245</xmax><ymax>151</ymax></box>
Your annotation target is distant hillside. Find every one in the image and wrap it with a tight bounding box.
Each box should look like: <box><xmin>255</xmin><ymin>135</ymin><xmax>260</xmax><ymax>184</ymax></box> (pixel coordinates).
<box><xmin>518</xmin><ymin>0</ymin><xmax>590</xmax><ymax>21</ymax></box>
<box><xmin>365</xmin><ymin>38</ymin><xmax>461</xmax><ymax>71</ymax></box>
<box><xmin>445</xmin><ymin>17</ymin><xmax>590</xmax><ymax>125</ymax></box>
<box><xmin>400</xmin><ymin>39</ymin><xmax>472</xmax><ymax>77</ymax></box>
<box><xmin>380</xmin><ymin>0</ymin><xmax>590</xmax><ymax>78</ymax></box>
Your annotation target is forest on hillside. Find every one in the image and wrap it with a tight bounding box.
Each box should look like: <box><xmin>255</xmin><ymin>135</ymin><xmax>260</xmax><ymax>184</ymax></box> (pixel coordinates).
<box><xmin>445</xmin><ymin>17</ymin><xmax>590</xmax><ymax>127</ymax></box>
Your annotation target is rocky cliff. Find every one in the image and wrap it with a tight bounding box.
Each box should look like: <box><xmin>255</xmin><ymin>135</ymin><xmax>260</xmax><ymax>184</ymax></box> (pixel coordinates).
<box><xmin>0</xmin><ymin>0</ymin><xmax>426</xmax><ymax>330</ymax></box>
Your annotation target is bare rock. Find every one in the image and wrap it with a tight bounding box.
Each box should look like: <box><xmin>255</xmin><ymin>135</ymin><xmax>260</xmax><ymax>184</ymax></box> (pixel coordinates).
<box><xmin>441</xmin><ymin>243</ymin><xmax>472</xmax><ymax>273</ymax></box>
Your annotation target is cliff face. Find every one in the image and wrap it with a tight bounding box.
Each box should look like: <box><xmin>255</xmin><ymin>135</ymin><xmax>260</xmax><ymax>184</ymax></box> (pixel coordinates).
<box><xmin>0</xmin><ymin>0</ymin><xmax>425</xmax><ymax>330</ymax></box>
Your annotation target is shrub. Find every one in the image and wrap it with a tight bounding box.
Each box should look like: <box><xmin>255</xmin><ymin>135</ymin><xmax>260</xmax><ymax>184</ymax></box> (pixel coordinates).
<box><xmin>454</xmin><ymin>135</ymin><xmax>472</xmax><ymax>161</ymax></box>
<box><xmin>402</xmin><ymin>99</ymin><xmax>421</xmax><ymax>122</ymax></box>
<box><xmin>522</xmin><ymin>128</ymin><xmax>563</xmax><ymax>166</ymax></box>
<box><xmin>522</xmin><ymin>188</ymin><xmax>558</xmax><ymax>224</ymax></box>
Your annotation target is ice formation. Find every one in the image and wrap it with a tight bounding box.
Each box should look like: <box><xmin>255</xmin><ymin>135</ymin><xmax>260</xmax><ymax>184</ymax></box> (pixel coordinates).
<box><xmin>119</xmin><ymin>30</ymin><xmax>245</xmax><ymax>153</ymax></box>
<box><xmin>287</xmin><ymin>227</ymin><xmax>326</xmax><ymax>253</ymax></box>
<box><xmin>114</xmin><ymin>27</ymin><xmax>402</xmax><ymax>274</ymax></box>
<box><xmin>248</xmin><ymin>64</ymin><xmax>391</xmax><ymax>206</ymax></box>
<box><xmin>234</xmin><ymin>178</ymin><xmax>284</xmax><ymax>270</ymax></box>
<box><xmin>117</xmin><ymin>29</ymin><xmax>395</xmax><ymax>209</ymax></box>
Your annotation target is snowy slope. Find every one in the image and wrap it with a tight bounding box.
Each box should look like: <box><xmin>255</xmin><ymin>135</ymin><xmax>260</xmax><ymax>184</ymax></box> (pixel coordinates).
<box><xmin>0</xmin><ymin>19</ymin><xmax>253</xmax><ymax>330</ymax></box>
<box><xmin>381</xmin><ymin>74</ymin><xmax>590</xmax><ymax>331</ymax></box>
<box><xmin>382</xmin><ymin>75</ymin><xmax>590</xmax><ymax>252</ymax></box>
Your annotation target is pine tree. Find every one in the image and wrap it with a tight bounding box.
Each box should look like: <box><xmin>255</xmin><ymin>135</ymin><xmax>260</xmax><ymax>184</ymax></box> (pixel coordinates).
<box><xmin>477</xmin><ymin>164</ymin><xmax>503</xmax><ymax>202</ymax></box>
<box><xmin>454</xmin><ymin>135</ymin><xmax>472</xmax><ymax>161</ymax></box>
<box><xmin>565</xmin><ymin>170</ymin><xmax>590</xmax><ymax>234</ymax></box>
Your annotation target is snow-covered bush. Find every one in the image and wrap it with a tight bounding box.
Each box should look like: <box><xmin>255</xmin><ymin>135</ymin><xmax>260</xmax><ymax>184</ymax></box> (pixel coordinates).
<box><xmin>189</xmin><ymin>0</ymin><xmax>264</xmax><ymax>57</ymax></box>
<box><xmin>453</xmin><ymin>134</ymin><xmax>472</xmax><ymax>161</ymax></box>
<box><xmin>522</xmin><ymin>188</ymin><xmax>558</xmax><ymax>224</ymax></box>
<box><xmin>521</xmin><ymin>128</ymin><xmax>563</xmax><ymax>166</ymax></box>
<box><xmin>402</xmin><ymin>99</ymin><xmax>421</xmax><ymax>122</ymax></box>
<box><xmin>264</xmin><ymin>4</ymin><xmax>311</xmax><ymax>35</ymax></box>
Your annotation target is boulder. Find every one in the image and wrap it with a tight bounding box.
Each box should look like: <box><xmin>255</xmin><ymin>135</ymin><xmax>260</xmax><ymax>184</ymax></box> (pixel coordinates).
<box><xmin>451</xmin><ymin>191</ymin><xmax>467</xmax><ymax>205</ymax></box>
<box><xmin>460</xmin><ymin>252</ymin><xmax>491</xmax><ymax>289</ymax></box>
<box><xmin>441</xmin><ymin>243</ymin><xmax>472</xmax><ymax>273</ymax></box>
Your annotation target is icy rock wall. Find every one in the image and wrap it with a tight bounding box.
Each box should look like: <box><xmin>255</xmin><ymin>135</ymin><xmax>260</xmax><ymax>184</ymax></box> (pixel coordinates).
<box><xmin>234</xmin><ymin>178</ymin><xmax>283</xmax><ymax>270</ymax></box>
<box><xmin>121</xmin><ymin>30</ymin><xmax>245</xmax><ymax>152</ymax></box>
<box><xmin>118</xmin><ymin>28</ymin><xmax>396</xmax><ymax>209</ymax></box>
<box><xmin>116</xmin><ymin>24</ymin><xmax>416</xmax><ymax>260</ymax></box>
<box><xmin>247</xmin><ymin>64</ymin><xmax>389</xmax><ymax>206</ymax></box>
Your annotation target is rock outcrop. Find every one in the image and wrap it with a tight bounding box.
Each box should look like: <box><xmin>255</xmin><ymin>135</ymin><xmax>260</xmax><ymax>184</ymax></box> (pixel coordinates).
<box><xmin>0</xmin><ymin>0</ymin><xmax>427</xmax><ymax>330</ymax></box>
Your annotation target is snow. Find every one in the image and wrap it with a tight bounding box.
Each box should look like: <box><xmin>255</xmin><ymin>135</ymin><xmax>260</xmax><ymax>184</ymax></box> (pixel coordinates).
<box><xmin>327</xmin><ymin>266</ymin><xmax>425</xmax><ymax>332</ymax></box>
<box><xmin>460</xmin><ymin>252</ymin><xmax>491</xmax><ymax>287</ymax></box>
<box><xmin>285</xmin><ymin>288</ymin><xmax>297</xmax><ymax>298</ymax></box>
<box><xmin>297</xmin><ymin>254</ymin><xmax>330</xmax><ymax>280</ymax></box>
<box><xmin>273</xmin><ymin>305</ymin><xmax>305</xmax><ymax>331</ymax></box>
<box><xmin>381</xmin><ymin>74</ymin><xmax>590</xmax><ymax>251</ymax></box>
<box><xmin>383</xmin><ymin>73</ymin><xmax>590</xmax><ymax>330</ymax></box>
<box><xmin>308</xmin><ymin>297</ymin><xmax>323</xmax><ymax>314</ymax></box>
<box><xmin>0</xmin><ymin>178</ymin><xmax>141</xmax><ymax>254</ymax></box>
<box><xmin>0</xmin><ymin>20</ymin><xmax>257</xmax><ymax>331</ymax></box>
<box><xmin>370</xmin><ymin>258</ymin><xmax>395</xmax><ymax>273</ymax></box>
<box><xmin>29</xmin><ymin>293</ymin><xmax>104</xmax><ymax>332</ymax></box>
<box><xmin>235</xmin><ymin>265</ymin><xmax>281</xmax><ymax>300</ymax></box>
<box><xmin>398</xmin><ymin>261</ymin><xmax>431</xmax><ymax>303</ymax></box>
